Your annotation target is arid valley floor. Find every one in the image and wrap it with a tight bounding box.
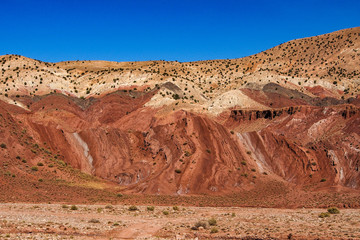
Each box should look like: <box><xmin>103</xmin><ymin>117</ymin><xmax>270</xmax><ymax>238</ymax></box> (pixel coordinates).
<box><xmin>1</xmin><ymin>203</ymin><xmax>359</xmax><ymax>239</ymax></box>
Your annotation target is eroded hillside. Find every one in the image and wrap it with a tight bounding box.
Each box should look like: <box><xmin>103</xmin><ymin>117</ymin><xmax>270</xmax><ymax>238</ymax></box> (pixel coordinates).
<box><xmin>0</xmin><ymin>27</ymin><xmax>359</xmax><ymax>206</ymax></box>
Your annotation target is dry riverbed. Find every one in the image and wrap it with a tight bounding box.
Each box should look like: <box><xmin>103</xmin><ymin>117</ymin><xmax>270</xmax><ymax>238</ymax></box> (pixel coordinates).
<box><xmin>0</xmin><ymin>203</ymin><xmax>359</xmax><ymax>239</ymax></box>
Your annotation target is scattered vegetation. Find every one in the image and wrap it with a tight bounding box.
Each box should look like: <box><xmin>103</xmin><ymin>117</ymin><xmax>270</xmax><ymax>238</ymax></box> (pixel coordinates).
<box><xmin>128</xmin><ymin>205</ymin><xmax>138</xmax><ymax>211</ymax></box>
<box><xmin>31</xmin><ymin>166</ymin><xmax>38</xmax><ymax>171</ymax></box>
<box><xmin>208</xmin><ymin>218</ymin><xmax>217</xmax><ymax>226</ymax></box>
<box><xmin>327</xmin><ymin>207</ymin><xmax>340</xmax><ymax>214</ymax></box>
<box><xmin>88</xmin><ymin>218</ymin><xmax>100</xmax><ymax>223</ymax></box>
<box><xmin>192</xmin><ymin>220</ymin><xmax>207</xmax><ymax>230</ymax></box>
<box><xmin>319</xmin><ymin>212</ymin><xmax>330</xmax><ymax>218</ymax></box>
<box><xmin>147</xmin><ymin>206</ymin><xmax>155</xmax><ymax>211</ymax></box>
<box><xmin>70</xmin><ymin>205</ymin><xmax>78</xmax><ymax>210</ymax></box>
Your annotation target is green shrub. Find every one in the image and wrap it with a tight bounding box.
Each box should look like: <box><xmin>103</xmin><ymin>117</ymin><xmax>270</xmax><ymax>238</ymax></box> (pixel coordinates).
<box><xmin>128</xmin><ymin>205</ymin><xmax>138</xmax><ymax>211</ymax></box>
<box><xmin>210</xmin><ymin>227</ymin><xmax>219</xmax><ymax>233</ymax></box>
<box><xmin>327</xmin><ymin>207</ymin><xmax>340</xmax><ymax>214</ymax></box>
<box><xmin>31</xmin><ymin>166</ymin><xmax>38</xmax><ymax>171</ymax></box>
<box><xmin>208</xmin><ymin>218</ymin><xmax>217</xmax><ymax>226</ymax></box>
<box><xmin>0</xmin><ymin>143</ymin><xmax>6</xmax><ymax>149</ymax></box>
<box><xmin>147</xmin><ymin>206</ymin><xmax>155</xmax><ymax>211</ymax></box>
<box><xmin>175</xmin><ymin>169</ymin><xmax>181</xmax><ymax>174</ymax></box>
<box><xmin>70</xmin><ymin>205</ymin><xmax>78</xmax><ymax>210</ymax></box>
<box><xmin>116</xmin><ymin>193</ymin><xmax>123</xmax><ymax>197</ymax></box>
<box><xmin>163</xmin><ymin>210</ymin><xmax>169</xmax><ymax>215</ymax></box>
<box><xmin>319</xmin><ymin>212</ymin><xmax>330</xmax><ymax>218</ymax></box>
<box><xmin>320</xmin><ymin>178</ymin><xmax>327</xmax><ymax>182</ymax></box>
<box><xmin>37</xmin><ymin>162</ymin><xmax>44</xmax><ymax>166</ymax></box>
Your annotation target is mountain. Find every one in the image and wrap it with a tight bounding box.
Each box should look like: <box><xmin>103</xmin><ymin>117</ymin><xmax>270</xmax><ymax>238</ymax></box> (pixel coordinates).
<box><xmin>0</xmin><ymin>27</ymin><xmax>359</xmax><ymax>207</ymax></box>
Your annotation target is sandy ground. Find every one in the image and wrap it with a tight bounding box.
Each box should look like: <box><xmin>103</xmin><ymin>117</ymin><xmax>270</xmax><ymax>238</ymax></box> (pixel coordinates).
<box><xmin>0</xmin><ymin>203</ymin><xmax>359</xmax><ymax>240</ymax></box>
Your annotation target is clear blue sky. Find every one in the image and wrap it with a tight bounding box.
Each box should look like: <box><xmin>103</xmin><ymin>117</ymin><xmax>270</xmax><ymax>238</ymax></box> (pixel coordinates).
<box><xmin>1</xmin><ymin>0</ymin><xmax>359</xmax><ymax>62</ymax></box>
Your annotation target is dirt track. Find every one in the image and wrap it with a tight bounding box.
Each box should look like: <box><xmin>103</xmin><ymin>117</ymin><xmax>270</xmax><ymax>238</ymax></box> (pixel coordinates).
<box><xmin>0</xmin><ymin>203</ymin><xmax>359</xmax><ymax>239</ymax></box>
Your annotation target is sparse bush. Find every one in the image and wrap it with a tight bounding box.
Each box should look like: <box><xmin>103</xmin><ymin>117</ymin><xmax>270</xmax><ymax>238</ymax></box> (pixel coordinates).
<box><xmin>88</xmin><ymin>219</ymin><xmax>100</xmax><ymax>223</ymax></box>
<box><xmin>327</xmin><ymin>207</ymin><xmax>340</xmax><ymax>214</ymax></box>
<box><xmin>31</xmin><ymin>166</ymin><xmax>38</xmax><ymax>171</ymax></box>
<box><xmin>38</xmin><ymin>178</ymin><xmax>43</xmax><ymax>182</ymax></box>
<box><xmin>62</xmin><ymin>205</ymin><xmax>68</xmax><ymax>209</ymax></box>
<box><xmin>147</xmin><ymin>206</ymin><xmax>155</xmax><ymax>211</ymax></box>
<box><xmin>163</xmin><ymin>210</ymin><xmax>169</xmax><ymax>215</ymax></box>
<box><xmin>319</xmin><ymin>212</ymin><xmax>330</xmax><ymax>218</ymax></box>
<box><xmin>116</xmin><ymin>193</ymin><xmax>123</xmax><ymax>197</ymax></box>
<box><xmin>172</xmin><ymin>94</ymin><xmax>180</xmax><ymax>100</ymax></box>
<box><xmin>192</xmin><ymin>220</ymin><xmax>207</xmax><ymax>230</ymax></box>
<box><xmin>128</xmin><ymin>205</ymin><xmax>138</xmax><ymax>211</ymax></box>
<box><xmin>37</xmin><ymin>162</ymin><xmax>44</xmax><ymax>166</ymax></box>
<box><xmin>105</xmin><ymin>205</ymin><xmax>113</xmax><ymax>209</ymax></box>
<box><xmin>70</xmin><ymin>205</ymin><xmax>78</xmax><ymax>210</ymax></box>
<box><xmin>320</xmin><ymin>178</ymin><xmax>327</xmax><ymax>182</ymax></box>
<box><xmin>173</xmin><ymin>206</ymin><xmax>179</xmax><ymax>211</ymax></box>
<box><xmin>241</xmin><ymin>161</ymin><xmax>247</xmax><ymax>165</ymax></box>
<box><xmin>210</xmin><ymin>227</ymin><xmax>219</xmax><ymax>233</ymax></box>
<box><xmin>208</xmin><ymin>218</ymin><xmax>217</xmax><ymax>226</ymax></box>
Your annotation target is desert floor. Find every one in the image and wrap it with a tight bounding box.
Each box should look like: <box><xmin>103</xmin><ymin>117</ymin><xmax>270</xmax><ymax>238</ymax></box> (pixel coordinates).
<box><xmin>0</xmin><ymin>203</ymin><xmax>359</xmax><ymax>240</ymax></box>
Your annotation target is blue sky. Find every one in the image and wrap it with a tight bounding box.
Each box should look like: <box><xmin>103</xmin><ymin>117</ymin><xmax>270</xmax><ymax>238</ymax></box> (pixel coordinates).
<box><xmin>1</xmin><ymin>0</ymin><xmax>359</xmax><ymax>62</ymax></box>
